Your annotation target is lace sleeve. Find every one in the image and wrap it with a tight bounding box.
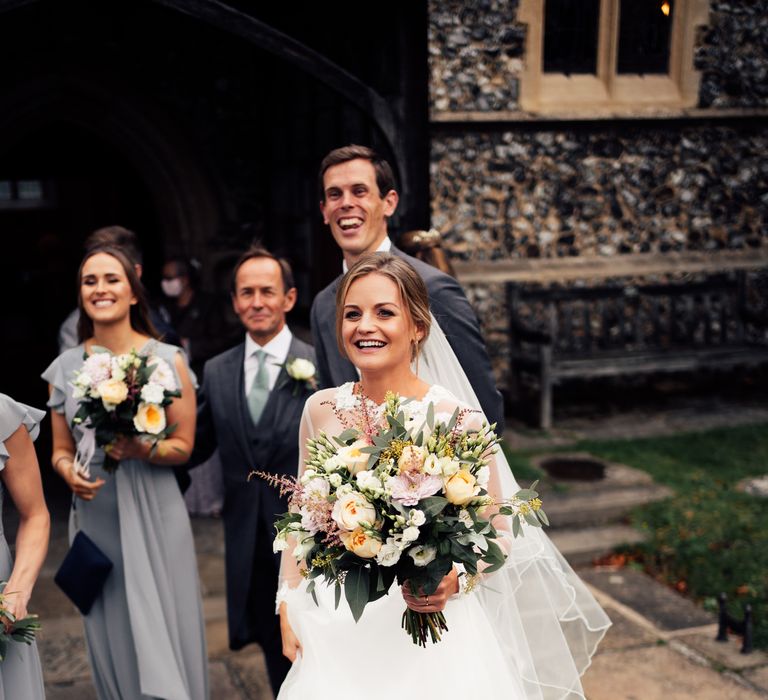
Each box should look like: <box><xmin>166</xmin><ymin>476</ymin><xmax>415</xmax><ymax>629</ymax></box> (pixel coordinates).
<box><xmin>275</xmin><ymin>398</ymin><xmax>316</xmax><ymax>610</ymax></box>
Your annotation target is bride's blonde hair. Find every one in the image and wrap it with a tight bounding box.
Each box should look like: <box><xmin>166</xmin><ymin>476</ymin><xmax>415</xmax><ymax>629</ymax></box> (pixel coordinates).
<box><xmin>336</xmin><ymin>253</ymin><xmax>431</xmax><ymax>361</ymax></box>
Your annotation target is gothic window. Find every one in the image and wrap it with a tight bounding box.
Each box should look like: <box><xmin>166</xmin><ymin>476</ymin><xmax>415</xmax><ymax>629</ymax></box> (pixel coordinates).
<box><xmin>520</xmin><ymin>0</ymin><xmax>708</xmax><ymax>115</ymax></box>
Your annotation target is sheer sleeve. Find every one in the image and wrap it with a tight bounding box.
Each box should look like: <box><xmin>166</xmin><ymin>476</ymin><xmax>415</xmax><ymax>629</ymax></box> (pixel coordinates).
<box><xmin>275</xmin><ymin>400</ymin><xmax>315</xmax><ymax>608</ymax></box>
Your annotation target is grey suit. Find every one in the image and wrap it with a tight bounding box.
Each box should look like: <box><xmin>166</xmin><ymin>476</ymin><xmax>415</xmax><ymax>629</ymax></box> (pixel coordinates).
<box><xmin>190</xmin><ymin>334</ymin><xmax>315</xmax><ymax>694</ymax></box>
<box><xmin>310</xmin><ymin>246</ymin><xmax>504</xmax><ymax>431</ymax></box>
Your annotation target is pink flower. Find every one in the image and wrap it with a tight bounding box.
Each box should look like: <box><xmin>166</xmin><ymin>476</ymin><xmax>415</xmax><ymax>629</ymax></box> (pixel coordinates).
<box><xmin>388</xmin><ymin>473</ymin><xmax>443</xmax><ymax>506</ymax></box>
<box><xmin>82</xmin><ymin>353</ymin><xmax>112</xmax><ymax>385</ymax></box>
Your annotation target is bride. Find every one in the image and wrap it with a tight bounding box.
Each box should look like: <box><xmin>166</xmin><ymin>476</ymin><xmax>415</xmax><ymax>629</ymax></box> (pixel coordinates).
<box><xmin>276</xmin><ymin>253</ymin><xmax>610</xmax><ymax>699</ymax></box>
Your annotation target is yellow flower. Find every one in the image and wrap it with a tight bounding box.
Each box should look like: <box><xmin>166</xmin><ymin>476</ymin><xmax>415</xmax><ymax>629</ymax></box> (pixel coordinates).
<box><xmin>340</xmin><ymin>528</ymin><xmax>382</xmax><ymax>559</ymax></box>
<box><xmin>444</xmin><ymin>469</ymin><xmax>477</xmax><ymax>505</ymax></box>
<box><xmin>133</xmin><ymin>402</ymin><xmax>167</xmax><ymax>435</ymax></box>
<box><xmin>97</xmin><ymin>378</ymin><xmax>129</xmax><ymax>408</ymax></box>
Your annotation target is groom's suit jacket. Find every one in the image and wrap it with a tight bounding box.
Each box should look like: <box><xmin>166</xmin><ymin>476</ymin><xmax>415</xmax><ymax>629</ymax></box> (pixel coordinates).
<box><xmin>190</xmin><ymin>334</ymin><xmax>315</xmax><ymax>652</ymax></box>
<box><xmin>310</xmin><ymin>245</ymin><xmax>505</xmax><ymax>432</ymax></box>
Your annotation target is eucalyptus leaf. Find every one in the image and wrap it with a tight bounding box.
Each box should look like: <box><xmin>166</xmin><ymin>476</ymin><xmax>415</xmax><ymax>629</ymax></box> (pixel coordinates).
<box><xmin>524</xmin><ymin>510</ymin><xmax>542</xmax><ymax>527</ymax></box>
<box><xmin>537</xmin><ymin>508</ymin><xmax>550</xmax><ymax>526</ymax></box>
<box><xmin>426</xmin><ymin>402</ymin><xmax>434</xmax><ymax>430</ymax></box>
<box><xmin>344</xmin><ymin>568</ymin><xmax>370</xmax><ymax>622</ymax></box>
<box><xmin>512</xmin><ymin>515</ymin><xmax>522</xmax><ymax>538</ymax></box>
<box><xmin>420</xmin><ymin>496</ymin><xmax>449</xmax><ymax>518</ymax></box>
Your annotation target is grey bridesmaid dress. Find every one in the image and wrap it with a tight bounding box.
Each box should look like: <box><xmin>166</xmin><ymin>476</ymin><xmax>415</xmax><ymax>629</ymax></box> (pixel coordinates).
<box><xmin>0</xmin><ymin>393</ymin><xmax>46</xmax><ymax>700</ymax></box>
<box><xmin>42</xmin><ymin>340</ymin><xmax>209</xmax><ymax>700</ymax></box>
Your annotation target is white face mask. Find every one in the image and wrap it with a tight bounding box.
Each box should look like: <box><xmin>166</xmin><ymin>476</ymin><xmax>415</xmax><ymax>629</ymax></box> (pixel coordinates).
<box><xmin>161</xmin><ymin>277</ymin><xmax>184</xmax><ymax>298</ymax></box>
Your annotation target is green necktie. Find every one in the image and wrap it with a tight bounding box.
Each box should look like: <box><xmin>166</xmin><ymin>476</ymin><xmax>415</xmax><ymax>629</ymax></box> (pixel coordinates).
<box><xmin>247</xmin><ymin>349</ymin><xmax>270</xmax><ymax>425</ymax></box>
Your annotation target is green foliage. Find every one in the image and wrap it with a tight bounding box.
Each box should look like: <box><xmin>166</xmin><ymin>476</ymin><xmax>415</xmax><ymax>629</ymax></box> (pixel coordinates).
<box><xmin>511</xmin><ymin>423</ymin><xmax>768</xmax><ymax>649</ymax></box>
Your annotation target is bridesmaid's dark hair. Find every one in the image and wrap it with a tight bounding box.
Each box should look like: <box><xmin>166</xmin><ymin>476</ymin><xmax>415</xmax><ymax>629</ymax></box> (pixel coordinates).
<box><xmin>76</xmin><ymin>246</ymin><xmax>159</xmax><ymax>342</ymax></box>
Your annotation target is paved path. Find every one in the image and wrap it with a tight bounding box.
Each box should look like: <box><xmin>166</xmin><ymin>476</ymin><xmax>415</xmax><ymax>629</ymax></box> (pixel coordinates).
<box><xmin>20</xmin><ymin>397</ymin><xmax>768</xmax><ymax>698</ymax></box>
<box><xmin>32</xmin><ymin>516</ymin><xmax>768</xmax><ymax>699</ymax></box>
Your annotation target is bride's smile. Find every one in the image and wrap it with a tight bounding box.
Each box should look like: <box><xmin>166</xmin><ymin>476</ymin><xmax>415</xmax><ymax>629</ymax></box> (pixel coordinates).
<box><xmin>341</xmin><ymin>272</ymin><xmax>423</xmax><ymax>373</ymax></box>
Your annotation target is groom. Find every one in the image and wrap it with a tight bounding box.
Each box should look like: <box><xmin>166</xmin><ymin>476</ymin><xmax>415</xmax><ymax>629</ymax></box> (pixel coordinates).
<box><xmin>311</xmin><ymin>144</ymin><xmax>505</xmax><ymax>431</ymax></box>
<box><xmin>190</xmin><ymin>245</ymin><xmax>315</xmax><ymax>694</ymax></box>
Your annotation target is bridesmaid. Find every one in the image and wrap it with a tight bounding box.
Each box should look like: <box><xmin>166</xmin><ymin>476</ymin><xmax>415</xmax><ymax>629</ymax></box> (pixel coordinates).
<box><xmin>0</xmin><ymin>393</ymin><xmax>49</xmax><ymax>699</ymax></box>
<box><xmin>42</xmin><ymin>245</ymin><xmax>209</xmax><ymax>699</ymax></box>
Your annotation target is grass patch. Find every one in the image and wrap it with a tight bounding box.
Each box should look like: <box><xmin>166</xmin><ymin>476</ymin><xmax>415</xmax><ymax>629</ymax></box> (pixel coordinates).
<box><xmin>505</xmin><ymin>423</ymin><xmax>768</xmax><ymax>649</ymax></box>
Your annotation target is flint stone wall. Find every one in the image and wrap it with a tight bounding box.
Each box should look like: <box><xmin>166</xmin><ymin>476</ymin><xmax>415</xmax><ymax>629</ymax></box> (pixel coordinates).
<box><xmin>428</xmin><ymin>1</ymin><xmax>768</xmax><ymax>385</ymax></box>
<box><xmin>696</xmin><ymin>1</ymin><xmax>768</xmax><ymax>108</ymax></box>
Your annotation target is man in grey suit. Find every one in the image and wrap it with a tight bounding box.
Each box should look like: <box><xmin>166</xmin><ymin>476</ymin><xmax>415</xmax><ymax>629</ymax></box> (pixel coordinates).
<box><xmin>190</xmin><ymin>245</ymin><xmax>315</xmax><ymax>694</ymax></box>
<box><xmin>311</xmin><ymin>144</ymin><xmax>504</xmax><ymax>430</ymax></box>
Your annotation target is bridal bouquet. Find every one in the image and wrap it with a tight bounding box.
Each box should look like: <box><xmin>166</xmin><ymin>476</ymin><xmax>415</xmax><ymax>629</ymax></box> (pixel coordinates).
<box><xmin>0</xmin><ymin>582</ymin><xmax>41</xmax><ymax>661</ymax></box>
<box><xmin>258</xmin><ymin>392</ymin><xmax>547</xmax><ymax>646</ymax></box>
<box><xmin>70</xmin><ymin>348</ymin><xmax>181</xmax><ymax>474</ymax></box>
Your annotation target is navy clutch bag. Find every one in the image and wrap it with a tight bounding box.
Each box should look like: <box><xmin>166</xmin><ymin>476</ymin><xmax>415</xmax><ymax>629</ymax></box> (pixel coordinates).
<box><xmin>54</xmin><ymin>531</ymin><xmax>113</xmax><ymax>615</ymax></box>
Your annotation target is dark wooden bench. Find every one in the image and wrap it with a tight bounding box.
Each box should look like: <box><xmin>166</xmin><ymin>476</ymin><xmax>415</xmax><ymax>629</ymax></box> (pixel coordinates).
<box><xmin>507</xmin><ymin>270</ymin><xmax>768</xmax><ymax>429</ymax></box>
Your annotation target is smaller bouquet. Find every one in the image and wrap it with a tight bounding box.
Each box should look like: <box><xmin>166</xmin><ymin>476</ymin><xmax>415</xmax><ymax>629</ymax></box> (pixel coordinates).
<box><xmin>70</xmin><ymin>348</ymin><xmax>180</xmax><ymax>474</ymax></box>
<box><xmin>257</xmin><ymin>391</ymin><xmax>548</xmax><ymax>646</ymax></box>
<box><xmin>0</xmin><ymin>583</ymin><xmax>41</xmax><ymax>662</ymax></box>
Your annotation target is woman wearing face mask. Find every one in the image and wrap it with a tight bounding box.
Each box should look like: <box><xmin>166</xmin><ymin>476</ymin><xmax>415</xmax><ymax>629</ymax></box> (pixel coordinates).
<box><xmin>275</xmin><ymin>253</ymin><xmax>610</xmax><ymax>700</ymax></box>
<box><xmin>160</xmin><ymin>258</ymin><xmax>234</xmax><ymax>380</ymax></box>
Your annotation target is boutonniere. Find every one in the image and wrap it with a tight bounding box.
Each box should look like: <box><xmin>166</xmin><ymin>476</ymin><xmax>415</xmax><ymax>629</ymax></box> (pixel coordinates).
<box><xmin>280</xmin><ymin>357</ymin><xmax>318</xmax><ymax>395</ymax></box>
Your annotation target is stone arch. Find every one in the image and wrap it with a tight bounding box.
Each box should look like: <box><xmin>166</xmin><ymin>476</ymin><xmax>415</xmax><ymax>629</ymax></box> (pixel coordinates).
<box><xmin>0</xmin><ymin>74</ymin><xmax>221</xmax><ymax>271</ymax></box>
<box><xmin>0</xmin><ymin>0</ymin><xmax>407</xmax><ymax>194</ymax></box>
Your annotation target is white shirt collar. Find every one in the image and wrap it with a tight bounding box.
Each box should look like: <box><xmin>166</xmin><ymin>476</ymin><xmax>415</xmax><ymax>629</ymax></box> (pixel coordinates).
<box><xmin>244</xmin><ymin>324</ymin><xmax>293</xmax><ymax>364</ymax></box>
<box><xmin>342</xmin><ymin>236</ymin><xmax>392</xmax><ymax>273</ymax></box>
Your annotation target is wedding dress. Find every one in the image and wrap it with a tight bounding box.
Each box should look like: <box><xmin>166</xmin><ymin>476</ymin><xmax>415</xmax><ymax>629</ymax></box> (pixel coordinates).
<box><xmin>276</xmin><ymin>374</ymin><xmax>610</xmax><ymax>699</ymax></box>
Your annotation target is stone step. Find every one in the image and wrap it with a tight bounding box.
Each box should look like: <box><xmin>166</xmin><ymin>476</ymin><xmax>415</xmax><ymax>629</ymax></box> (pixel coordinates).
<box><xmin>549</xmin><ymin>524</ymin><xmax>647</xmax><ymax>566</ymax></box>
<box><xmin>543</xmin><ymin>484</ymin><xmax>673</xmax><ymax>529</ymax></box>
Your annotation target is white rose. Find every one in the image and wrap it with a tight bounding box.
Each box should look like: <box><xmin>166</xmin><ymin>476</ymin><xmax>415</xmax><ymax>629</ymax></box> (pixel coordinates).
<box><xmin>303</xmin><ymin>477</ymin><xmax>330</xmax><ymax>500</ymax></box>
<box><xmin>72</xmin><ymin>384</ymin><xmax>86</xmax><ymax>400</ymax></box>
<box><xmin>376</xmin><ymin>539</ymin><xmax>402</xmax><ymax>567</ymax></box>
<box><xmin>74</xmin><ymin>371</ymin><xmax>93</xmax><ymax>389</ymax></box>
<box><xmin>337</xmin><ymin>439</ymin><xmax>371</xmax><ymax>475</ymax></box>
<box><xmin>401</xmin><ymin>526</ymin><xmax>420</xmax><ymax>544</ymax></box>
<box><xmin>408</xmin><ymin>509</ymin><xmax>426</xmax><ymax>527</ymax></box>
<box><xmin>476</xmin><ymin>466</ymin><xmax>490</xmax><ymax>489</ymax></box>
<box><xmin>148</xmin><ymin>359</ymin><xmax>178</xmax><ymax>392</ymax></box>
<box><xmin>323</xmin><ymin>455</ymin><xmax>346</xmax><ymax>473</ymax></box>
<box><xmin>97</xmin><ymin>378</ymin><xmax>129</xmax><ymax>408</ymax></box>
<box><xmin>397</xmin><ymin>444</ymin><xmax>428</xmax><ymax>474</ymax></box>
<box><xmin>140</xmin><ymin>382</ymin><xmax>165</xmax><ymax>404</ymax></box>
<box><xmin>408</xmin><ymin>544</ymin><xmax>437</xmax><ymax>567</ymax></box>
<box><xmin>287</xmin><ymin>358</ymin><xmax>316</xmax><ymax>381</ymax></box>
<box><xmin>355</xmin><ymin>470</ymin><xmax>383</xmax><ymax>493</ymax></box>
<box><xmin>133</xmin><ymin>402</ymin><xmax>167</xmax><ymax>435</ymax></box>
<box><xmin>331</xmin><ymin>492</ymin><xmax>377</xmax><ymax>531</ymax></box>
<box><xmin>273</xmin><ymin>535</ymin><xmax>289</xmax><ymax>553</ymax></box>
<box><xmin>328</xmin><ymin>473</ymin><xmax>342</xmax><ymax>488</ymax></box>
<box><xmin>340</xmin><ymin>528</ymin><xmax>382</xmax><ymax>559</ymax></box>
<box><xmin>444</xmin><ymin>470</ymin><xmax>478</xmax><ymax>505</ymax></box>
<box><xmin>110</xmin><ymin>357</ymin><xmax>127</xmax><ymax>382</ymax></box>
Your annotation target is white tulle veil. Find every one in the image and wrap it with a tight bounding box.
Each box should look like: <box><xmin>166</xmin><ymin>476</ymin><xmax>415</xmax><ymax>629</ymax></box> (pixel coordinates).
<box><xmin>416</xmin><ymin>315</ymin><xmax>611</xmax><ymax>699</ymax></box>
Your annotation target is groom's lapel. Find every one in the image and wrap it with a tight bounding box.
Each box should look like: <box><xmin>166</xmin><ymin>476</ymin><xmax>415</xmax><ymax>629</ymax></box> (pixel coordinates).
<box><xmin>323</xmin><ymin>277</ymin><xmax>357</xmax><ymax>385</ymax></box>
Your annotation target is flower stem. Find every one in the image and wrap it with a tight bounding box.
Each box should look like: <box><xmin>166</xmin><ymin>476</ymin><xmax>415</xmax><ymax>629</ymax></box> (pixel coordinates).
<box><xmin>401</xmin><ymin>608</ymin><xmax>449</xmax><ymax>646</ymax></box>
